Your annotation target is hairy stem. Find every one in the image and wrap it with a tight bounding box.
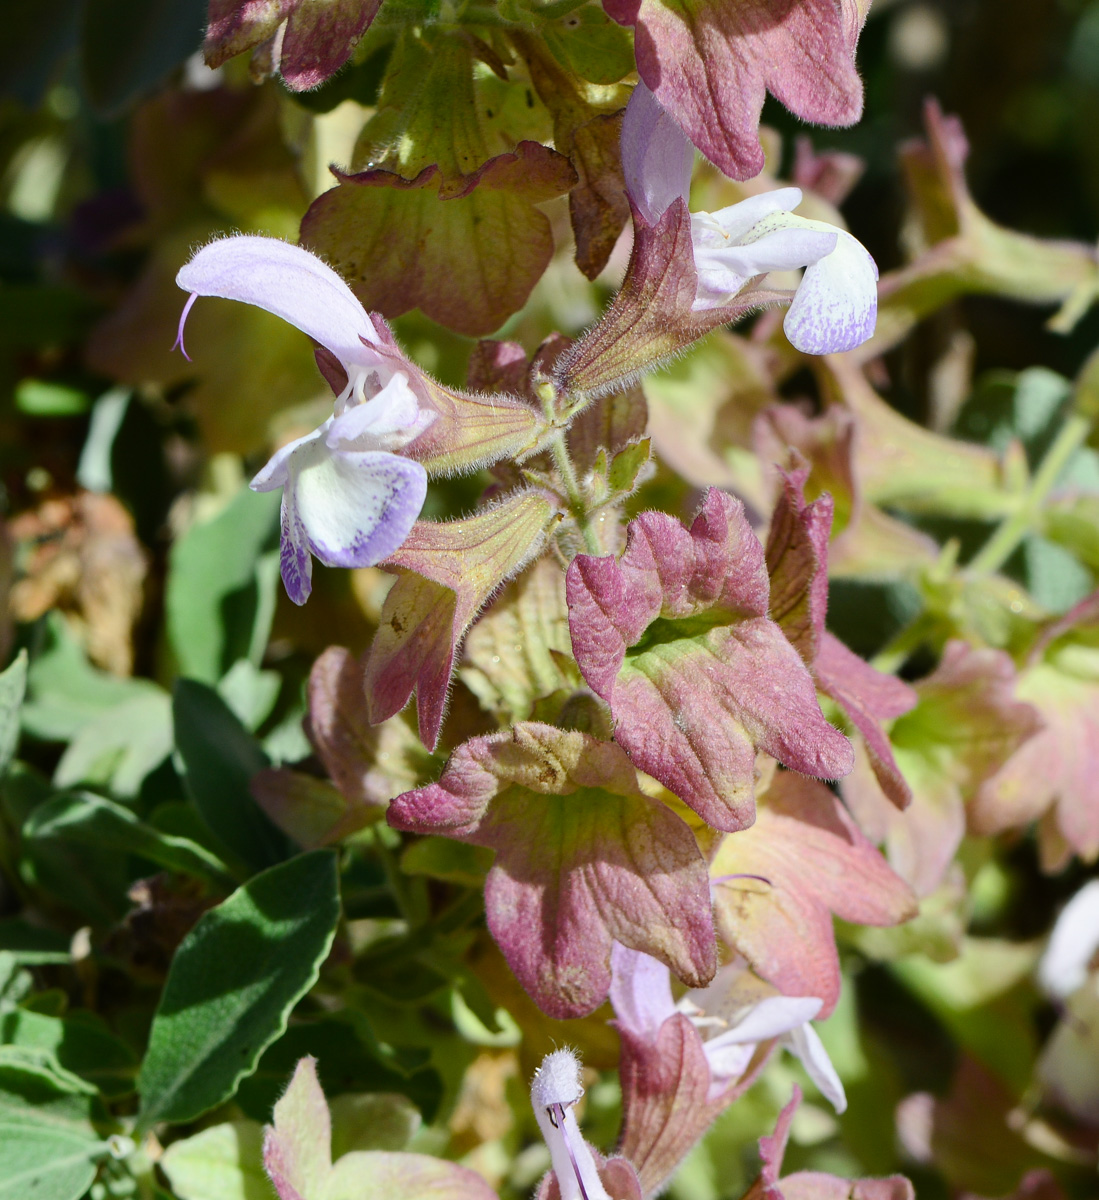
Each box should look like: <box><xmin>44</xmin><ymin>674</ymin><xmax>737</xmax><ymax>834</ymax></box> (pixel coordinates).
<box><xmin>550</xmin><ymin>430</ymin><xmax>601</xmax><ymax>556</ymax></box>
<box><xmin>969</xmin><ymin>412</ymin><xmax>1092</xmax><ymax>575</ymax></box>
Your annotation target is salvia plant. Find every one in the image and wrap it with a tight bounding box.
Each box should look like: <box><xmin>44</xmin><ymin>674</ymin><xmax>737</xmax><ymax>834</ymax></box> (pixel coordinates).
<box><xmin>0</xmin><ymin>2</ymin><xmax>1098</xmax><ymax>1200</ymax></box>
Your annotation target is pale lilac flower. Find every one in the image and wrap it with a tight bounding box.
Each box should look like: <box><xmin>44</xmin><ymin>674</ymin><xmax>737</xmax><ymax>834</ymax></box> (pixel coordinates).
<box><xmin>620</xmin><ymin>81</ymin><xmax>878</xmax><ymax>355</ymax></box>
<box><xmin>531</xmin><ymin>1048</ymin><xmax>610</xmax><ymax>1200</ymax></box>
<box><xmin>610</xmin><ymin>943</ymin><xmax>847</xmax><ymax>1112</ymax></box>
<box><xmin>176</xmin><ymin>236</ymin><xmax>433</xmax><ymax>604</ymax></box>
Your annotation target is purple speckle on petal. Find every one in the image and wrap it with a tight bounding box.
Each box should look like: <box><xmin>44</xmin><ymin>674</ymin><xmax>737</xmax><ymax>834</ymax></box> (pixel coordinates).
<box><xmin>279</xmin><ymin>497</ymin><xmax>313</xmax><ymax>605</ymax></box>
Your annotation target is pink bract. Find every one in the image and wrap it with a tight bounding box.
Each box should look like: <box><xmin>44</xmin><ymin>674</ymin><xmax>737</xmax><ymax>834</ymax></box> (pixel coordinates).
<box><xmin>566</xmin><ymin>487</ymin><xmax>853</xmax><ymax>832</ymax></box>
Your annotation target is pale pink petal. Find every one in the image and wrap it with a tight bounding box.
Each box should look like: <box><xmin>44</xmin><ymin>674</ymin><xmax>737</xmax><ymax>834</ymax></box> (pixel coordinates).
<box><xmin>620</xmin><ymin>80</ymin><xmax>694</xmax><ymax>226</ymax></box>
<box><xmin>609</xmin><ymin>943</ymin><xmax>678</xmax><ymax>1041</ymax></box>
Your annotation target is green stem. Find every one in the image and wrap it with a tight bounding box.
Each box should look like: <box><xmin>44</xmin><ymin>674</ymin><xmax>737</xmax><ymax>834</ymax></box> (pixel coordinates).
<box><xmin>969</xmin><ymin>412</ymin><xmax>1091</xmax><ymax>575</ymax></box>
<box><xmin>550</xmin><ymin>430</ymin><xmax>600</xmax><ymax>556</ymax></box>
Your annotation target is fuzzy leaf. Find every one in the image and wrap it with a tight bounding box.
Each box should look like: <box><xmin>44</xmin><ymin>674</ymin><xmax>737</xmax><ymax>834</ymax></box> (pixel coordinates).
<box><xmin>166</xmin><ymin>484</ymin><xmax>280</xmax><ymax>686</ymax></box>
<box><xmin>711</xmin><ymin>771</ymin><xmax>916</xmax><ymax>1017</ymax></box>
<box><xmin>868</xmin><ymin>101</ymin><xmax>1099</xmax><ymax>360</ymax></box>
<box><xmin>514</xmin><ymin>32</ymin><xmax>631</xmax><ymax>278</ymax></box>
<box><xmin>173</xmin><ymin>679</ymin><xmax>293</xmax><ymax>874</ymax></box>
<box><xmin>0</xmin><ymin>1008</ymin><xmax>139</xmax><ymax>1098</ymax></box>
<box><xmin>566</xmin><ymin>488</ymin><xmax>853</xmax><ymax>832</ymax></box>
<box><xmin>0</xmin><ymin>652</ymin><xmax>26</xmax><ymax>778</ymax></box>
<box><xmin>160</xmin><ymin>1120</ymin><xmax>268</xmax><ymax>1200</ymax></box>
<box><xmin>263</xmin><ymin>1056</ymin><xmax>496</xmax><ymax>1200</ymax></box>
<box><xmin>974</xmin><ymin>595</ymin><xmax>1099</xmax><ymax>870</ymax></box>
<box><xmin>364</xmin><ymin>491</ymin><xmax>561</xmax><ymax>749</ymax></box>
<box><xmin>301</xmin><ymin>31</ymin><xmax>574</xmax><ymax>336</ymax></box>
<box><xmin>817</xmin><ymin>356</ymin><xmax>1010</xmax><ymax>522</ymax></box>
<box><xmin>617</xmin><ymin>1010</ymin><xmax>767</xmax><ymax>1197</ymax></box>
<box><xmin>388</xmin><ymin>723</ymin><xmax>716</xmax><ymax>1018</ymax></box>
<box><xmin>605</xmin><ymin>0</ymin><xmax>864</xmax><ymax>181</ymax></box>
<box><xmin>23</xmin><ymin>791</ymin><xmax>233</xmax><ymax>889</ymax></box>
<box><xmin>460</xmin><ymin>556</ymin><xmax>579</xmax><ymax>724</ymax></box>
<box><xmin>742</xmin><ymin>1086</ymin><xmax>914</xmax><ymax>1200</ymax></box>
<box><xmin>0</xmin><ymin>1049</ymin><xmax>109</xmax><ymax>1200</ymax></box>
<box><xmin>302</xmin><ymin>142</ymin><xmax>575</xmax><ymax>337</ymax></box>
<box><xmin>843</xmin><ymin>642</ymin><xmax>1042</xmax><ymax>896</ymax></box>
<box><xmin>754</xmin><ymin>402</ymin><xmax>940</xmax><ymax>579</ymax></box>
<box><xmin>763</xmin><ymin>461</ymin><xmax>918</xmax><ymax>808</ymax></box>
<box><xmin>250</xmin><ymin>770</ymin><xmax>364</xmax><ymax>849</ymax></box>
<box><xmin>204</xmin><ymin>0</ymin><xmax>381</xmax><ymax>89</ymax></box>
<box><xmin>137</xmin><ymin>850</ymin><xmax>340</xmax><ymax>1128</ymax></box>
<box><xmin>306</xmin><ymin>645</ymin><xmax>430</xmax><ymax>811</ymax></box>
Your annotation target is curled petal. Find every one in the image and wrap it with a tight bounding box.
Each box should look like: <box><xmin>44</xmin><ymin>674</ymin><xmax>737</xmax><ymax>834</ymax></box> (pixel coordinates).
<box><xmin>693</xmin><ymin>222</ymin><xmax>838</xmax><ymax>309</ymax></box>
<box><xmin>609</xmin><ymin>942</ymin><xmax>678</xmax><ymax>1042</ymax></box>
<box><xmin>620</xmin><ymin>80</ymin><xmax>694</xmax><ymax>226</ymax></box>
<box><xmin>780</xmin><ymin>221</ymin><xmax>879</xmax><ymax>354</ymax></box>
<box><xmin>251</xmin><ymin>423</ymin><xmax>327</xmax><ymax>493</ymax></box>
<box><xmin>698</xmin><ymin>188</ymin><xmax>804</xmax><ymax>244</ymax></box>
<box><xmin>326</xmin><ymin>373</ymin><xmax>434</xmax><ymax>452</ymax></box>
<box><xmin>721</xmin><ymin>995</ymin><xmax>822</xmax><ymax>1045</ymax></box>
<box><xmin>176</xmin><ymin>235</ymin><xmax>382</xmax><ymax>368</ymax></box>
<box><xmin>781</xmin><ymin>1022</ymin><xmax>847</xmax><ymax>1113</ymax></box>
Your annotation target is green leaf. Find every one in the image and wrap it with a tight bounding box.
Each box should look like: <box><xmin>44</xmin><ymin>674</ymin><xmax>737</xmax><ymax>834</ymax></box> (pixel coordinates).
<box><xmin>541</xmin><ymin>3</ymin><xmax>635</xmax><ymax>84</ymax></box>
<box><xmin>301</xmin><ymin>30</ymin><xmax>574</xmax><ymax>337</ymax></box>
<box><xmin>605</xmin><ymin>437</ymin><xmax>652</xmax><ymax>500</ymax></box>
<box><xmin>217</xmin><ymin>660</ymin><xmax>282</xmax><ymax>733</ymax></box>
<box><xmin>0</xmin><ymin>1127</ymin><xmax>102</xmax><ymax>1200</ymax></box>
<box><xmin>0</xmin><ymin>954</ymin><xmax>32</xmax><ymax>1010</ymax></box>
<box><xmin>399</xmin><ymin>838</ymin><xmax>493</xmax><ymax>888</ymax></box>
<box><xmin>0</xmin><ymin>920</ymin><xmax>69</xmax><ymax>966</ymax></box>
<box><xmin>1020</xmin><ymin>534</ymin><xmax>1094</xmax><ymax>615</ymax></box>
<box><xmin>14</xmin><ymin>379</ymin><xmax>91</xmax><ymax>417</ymax></box>
<box><xmin>0</xmin><ymin>1008</ymin><xmax>139</xmax><ymax>1098</ymax></box>
<box><xmin>23</xmin><ymin>614</ymin><xmax>162</xmax><ymax>742</ymax></box>
<box><xmin>0</xmin><ymin>1045</ymin><xmax>110</xmax><ymax>1200</ymax></box>
<box><xmin>0</xmin><ymin>653</ymin><xmax>26</xmax><ymax>779</ymax></box>
<box><xmin>329</xmin><ymin>1093</ymin><xmax>421</xmax><ymax>1156</ymax></box>
<box><xmin>21</xmin><ymin>802</ymin><xmax>132</xmax><ymax>928</ymax></box>
<box><xmin>24</xmin><ymin>792</ymin><xmax>233</xmax><ymax>889</ymax></box>
<box><xmin>166</xmin><ymin>486</ymin><xmax>281</xmax><ymax>686</ymax></box>
<box><xmin>234</xmin><ymin>1013</ymin><xmax>442</xmax><ymax>1125</ymax></box>
<box><xmin>173</xmin><ymin>679</ymin><xmax>292</xmax><ymax>874</ymax></box>
<box><xmin>137</xmin><ymin>850</ymin><xmax>341</xmax><ymax>1128</ymax></box>
<box><xmin>52</xmin><ymin>691</ymin><xmax>173</xmax><ymax>799</ymax></box>
<box><xmin>159</xmin><ymin>1121</ymin><xmax>269</xmax><ymax>1200</ymax></box>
